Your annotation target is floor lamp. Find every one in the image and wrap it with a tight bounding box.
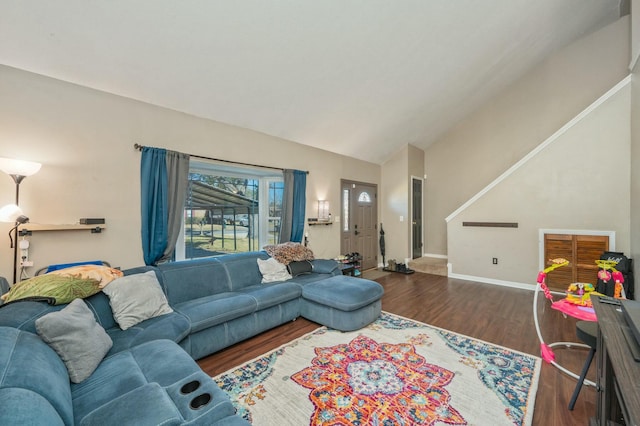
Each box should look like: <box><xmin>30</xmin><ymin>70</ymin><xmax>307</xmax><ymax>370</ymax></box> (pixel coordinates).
<box><xmin>0</xmin><ymin>157</ymin><xmax>41</xmax><ymax>284</ymax></box>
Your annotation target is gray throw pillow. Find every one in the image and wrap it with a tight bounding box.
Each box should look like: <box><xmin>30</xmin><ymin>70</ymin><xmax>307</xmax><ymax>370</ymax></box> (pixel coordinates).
<box><xmin>101</xmin><ymin>270</ymin><xmax>173</xmax><ymax>330</ymax></box>
<box><xmin>35</xmin><ymin>298</ymin><xmax>113</xmax><ymax>383</ymax></box>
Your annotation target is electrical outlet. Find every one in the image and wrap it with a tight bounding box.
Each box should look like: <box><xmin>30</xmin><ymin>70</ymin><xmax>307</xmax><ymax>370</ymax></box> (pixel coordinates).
<box><xmin>21</xmin><ymin>260</ymin><xmax>34</xmax><ymax>267</ymax></box>
<box><xmin>492</xmin><ymin>258</ymin><xmax>498</xmax><ymax>265</ymax></box>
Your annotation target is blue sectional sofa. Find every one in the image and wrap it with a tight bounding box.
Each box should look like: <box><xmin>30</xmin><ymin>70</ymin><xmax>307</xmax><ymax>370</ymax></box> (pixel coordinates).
<box><xmin>0</xmin><ymin>251</ymin><xmax>384</xmax><ymax>425</ymax></box>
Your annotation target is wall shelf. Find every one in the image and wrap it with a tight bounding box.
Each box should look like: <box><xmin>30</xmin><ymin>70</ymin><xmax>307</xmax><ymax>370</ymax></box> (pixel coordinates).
<box><xmin>308</xmin><ymin>219</ymin><xmax>333</xmax><ymax>226</ymax></box>
<box><xmin>18</xmin><ymin>224</ymin><xmax>106</xmax><ymax>234</ymax></box>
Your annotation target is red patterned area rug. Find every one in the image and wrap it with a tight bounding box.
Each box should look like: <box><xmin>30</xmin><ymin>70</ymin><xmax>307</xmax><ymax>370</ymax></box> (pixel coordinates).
<box><xmin>213</xmin><ymin>312</ymin><xmax>540</xmax><ymax>425</ymax></box>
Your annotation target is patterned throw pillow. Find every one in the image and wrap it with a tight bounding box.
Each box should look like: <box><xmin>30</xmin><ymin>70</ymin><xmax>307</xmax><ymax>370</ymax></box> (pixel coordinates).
<box><xmin>48</xmin><ymin>264</ymin><xmax>123</xmax><ymax>289</ymax></box>
<box><xmin>1</xmin><ymin>274</ymin><xmax>100</xmax><ymax>305</ymax></box>
<box><xmin>263</xmin><ymin>242</ymin><xmax>315</xmax><ymax>265</ymax></box>
<box><xmin>1</xmin><ymin>265</ymin><xmax>123</xmax><ymax>305</ymax></box>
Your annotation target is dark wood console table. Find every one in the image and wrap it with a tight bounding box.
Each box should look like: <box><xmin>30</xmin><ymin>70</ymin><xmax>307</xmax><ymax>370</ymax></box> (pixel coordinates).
<box><xmin>591</xmin><ymin>297</ymin><xmax>640</xmax><ymax>426</ymax></box>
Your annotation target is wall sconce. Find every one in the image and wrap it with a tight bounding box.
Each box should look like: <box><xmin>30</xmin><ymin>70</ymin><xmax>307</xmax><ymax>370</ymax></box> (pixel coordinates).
<box><xmin>0</xmin><ymin>204</ymin><xmax>29</xmax><ymax>245</ymax></box>
<box><xmin>0</xmin><ymin>157</ymin><xmax>41</xmax><ymax>283</ymax></box>
<box><xmin>318</xmin><ymin>200</ymin><xmax>330</xmax><ymax>222</ymax></box>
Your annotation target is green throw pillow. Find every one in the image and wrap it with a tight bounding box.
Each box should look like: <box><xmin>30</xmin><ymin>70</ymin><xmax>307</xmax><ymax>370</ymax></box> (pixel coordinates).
<box><xmin>1</xmin><ymin>274</ymin><xmax>101</xmax><ymax>305</ymax></box>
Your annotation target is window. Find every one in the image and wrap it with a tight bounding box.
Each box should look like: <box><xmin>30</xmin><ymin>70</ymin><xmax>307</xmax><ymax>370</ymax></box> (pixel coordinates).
<box><xmin>342</xmin><ymin>189</ymin><xmax>350</xmax><ymax>232</ymax></box>
<box><xmin>265</xmin><ymin>180</ymin><xmax>284</xmax><ymax>245</ymax></box>
<box><xmin>358</xmin><ymin>191</ymin><xmax>372</xmax><ymax>203</ymax></box>
<box><xmin>179</xmin><ymin>161</ymin><xmax>283</xmax><ymax>260</ymax></box>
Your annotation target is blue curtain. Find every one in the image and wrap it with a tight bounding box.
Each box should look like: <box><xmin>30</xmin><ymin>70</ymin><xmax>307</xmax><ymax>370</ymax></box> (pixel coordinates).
<box><xmin>141</xmin><ymin>147</ymin><xmax>190</xmax><ymax>265</ymax></box>
<box><xmin>279</xmin><ymin>169</ymin><xmax>307</xmax><ymax>244</ymax></box>
<box><xmin>290</xmin><ymin>170</ymin><xmax>306</xmax><ymax>243</ymax></box>
<box><xmin>140</xmin><ymin>147</ymin><xmax>168</xmax><ymax>265</ymax></box>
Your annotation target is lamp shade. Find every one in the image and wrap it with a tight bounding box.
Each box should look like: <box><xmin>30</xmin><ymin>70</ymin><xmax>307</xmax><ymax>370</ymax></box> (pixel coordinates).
<box><xmin>0</xmin><ymin>204</ymin><xmax>27</xmax><ymax>223</ymax></box>
<box><xmin>0</xmin><ymin>157</ymin><xmax>42</xmax><ymax>177</ymax></box>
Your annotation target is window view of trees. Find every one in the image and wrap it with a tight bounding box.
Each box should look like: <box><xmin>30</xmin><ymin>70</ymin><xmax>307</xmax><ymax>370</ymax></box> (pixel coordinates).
<box><xmin>183</xmin><ymin>166</ymin><xmax>283</xmax><ymax>259</ymax></box>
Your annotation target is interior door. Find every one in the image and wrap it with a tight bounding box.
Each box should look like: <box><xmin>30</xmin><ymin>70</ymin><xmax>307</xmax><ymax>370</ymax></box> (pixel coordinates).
<box><xmin>411</xmin><ymin>177</ymin><xmax>423</xmax><ymax>259</ymax></box>
<box><xmin>341</xmin><ymin>181</ymin><xmax>378</xmax><ymax>270</ymax></box>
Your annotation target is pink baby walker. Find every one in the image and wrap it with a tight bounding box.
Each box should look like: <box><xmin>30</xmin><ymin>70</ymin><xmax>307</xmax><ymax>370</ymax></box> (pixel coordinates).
<box><xmin>532</xmin><ymin>259</ymin><xmax>604</xmax><ymax>385</ymax></box>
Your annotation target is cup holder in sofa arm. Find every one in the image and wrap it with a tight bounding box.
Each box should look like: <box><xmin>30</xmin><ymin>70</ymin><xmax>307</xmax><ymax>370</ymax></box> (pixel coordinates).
<box><xmin>190</xmin><ymin>393</ymin><xmax>212</xmax><ymax>410</ymax></box>
<box><xmin>180</xmin><ymin>380</ymin><xmax>201</xmax><ymax>394</ymax></box>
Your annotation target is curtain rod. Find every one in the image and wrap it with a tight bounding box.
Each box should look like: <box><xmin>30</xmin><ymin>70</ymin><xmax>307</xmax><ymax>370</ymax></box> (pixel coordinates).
<box><xmin>133</xmin><ymin>143</ymin><xmax>308</xmax><ymax>174</ymax></box>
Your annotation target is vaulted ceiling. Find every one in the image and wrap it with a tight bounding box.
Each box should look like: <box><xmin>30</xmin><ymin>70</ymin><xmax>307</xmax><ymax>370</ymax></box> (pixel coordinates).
<box><xmin>0</xmin><ymin>1</ymin><xmax>623</xmax><ymax>164</ymax></box>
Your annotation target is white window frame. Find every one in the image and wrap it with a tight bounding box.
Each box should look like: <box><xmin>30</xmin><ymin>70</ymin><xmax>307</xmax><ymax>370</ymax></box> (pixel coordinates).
<box><xmin>176</xmin><ymin>160</ymin><xmax>283</xmax><ymax>261</ymax></box>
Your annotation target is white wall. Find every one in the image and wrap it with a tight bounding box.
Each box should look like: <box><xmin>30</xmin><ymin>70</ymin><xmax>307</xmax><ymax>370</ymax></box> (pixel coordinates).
<box><xmin>632</xmin><ymin>0</ymin><xmax>640</xmax><ymax>71</ymax></box>
<box><xmin>632</xmin><ymin>73</ymin><xmax>640</xmax><ymax>272</ymax></box>
<box><xmin>424</xmin><ymin>16</ymin><xmax>631</xmax><ymax>256</ymax></box>
<box><xmin>629</xmin><ymin>1</ymin><xmax>640</xmax><ymax>278</ymax></box>
<box><xmin>380</xmin><ymin>145</ymin><xmax>409</xmax><ymax>264</ymax></box>
<box><xmin>379</xmin><ymin>144</ymin><xmax>424</xmax><ymax>265</ymax></box>
<box><xmin>447</xmin><ymin>81</ymin><xmax>631</xmax><ymax>286</ymax></box>
<box><xmin>0</xmin><ymin>65</ymin><xmax>380</xmax><ymax>279</ymax></box>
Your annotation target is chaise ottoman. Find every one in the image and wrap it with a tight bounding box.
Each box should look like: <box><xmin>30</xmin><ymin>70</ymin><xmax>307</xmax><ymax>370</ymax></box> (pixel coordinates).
<box><xmin>300</xmin><ymin>275</ymin><xmax>384</xmax><ymax>331</ymax></box>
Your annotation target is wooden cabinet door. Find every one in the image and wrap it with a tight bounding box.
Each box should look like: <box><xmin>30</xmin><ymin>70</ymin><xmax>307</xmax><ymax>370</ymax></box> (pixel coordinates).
<box><xmin>544</xmin><ymin>233</ymin><xmax>609</xmax><ymax>291</ymax></box>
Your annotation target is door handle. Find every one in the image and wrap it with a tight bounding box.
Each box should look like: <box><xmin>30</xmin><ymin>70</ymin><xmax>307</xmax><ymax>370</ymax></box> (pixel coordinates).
<box><xmin>354</xmin><ymin>230</ymin><xmax>360</xmax><ymax>236</ymax></box>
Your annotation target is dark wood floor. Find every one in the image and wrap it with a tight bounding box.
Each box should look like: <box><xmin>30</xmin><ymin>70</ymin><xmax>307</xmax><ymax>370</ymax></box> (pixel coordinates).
<box><xmin>197</xmin><ymin>271</ymin><xmax>595</xmax><ymax>425</ymax></box>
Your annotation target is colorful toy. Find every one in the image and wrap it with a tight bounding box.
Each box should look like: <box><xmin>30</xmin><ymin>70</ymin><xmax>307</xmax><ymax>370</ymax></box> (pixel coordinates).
<box><xmin>595</xmin><ymin>259</ymin><xmax>626</xmax><ymax>299</ymax></box>
<box><xmin>565</xmin><ymin>282</ymin><xmax>601</xmax><ymax>307</ymax></box>
<box><xmin>536</xmin><ymin>258</ymin><xmax>569</xmax><ymax>302</ymax></box>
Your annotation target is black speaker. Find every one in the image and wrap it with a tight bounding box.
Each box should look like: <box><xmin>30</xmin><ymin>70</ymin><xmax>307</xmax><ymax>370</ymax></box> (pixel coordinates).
<box><xmin>79</xmin><ymin>218</ymin><xmax>105</xmax><ymax>225</ymax></box>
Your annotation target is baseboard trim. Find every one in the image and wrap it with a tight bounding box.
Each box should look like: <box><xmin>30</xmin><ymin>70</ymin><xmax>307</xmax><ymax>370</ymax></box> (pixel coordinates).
<box><xmin>420</xmin><ymin>253</ymin><xmax>448</xmax><ymax>260</ymax></box>
<box><xmin>447</xmin><ymin>264</ymin><xmax>536</xmax><ymax>292</ymax></box>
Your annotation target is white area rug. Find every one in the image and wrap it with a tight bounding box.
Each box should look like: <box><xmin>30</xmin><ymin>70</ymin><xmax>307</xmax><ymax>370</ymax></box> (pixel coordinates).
<box><xmin>214</xmin><ymin>312</ymin><xmax>541</xmax><ymax>425</ymax></box>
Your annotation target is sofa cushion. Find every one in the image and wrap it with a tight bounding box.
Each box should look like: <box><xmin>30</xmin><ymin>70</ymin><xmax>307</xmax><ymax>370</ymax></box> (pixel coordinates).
<box><xmin>221</xmin><ymin>251</ymin><xmax>271</xmax><ymax>290</ymax></box>
<box><xmin>0</xmin><ymin>327</ymin><xmax>73</xmax><ymax>425</ymax></box>
<box><xmin>174</xmin><ymin>293</ymin><xmax>257</xmax><ymax>333</ymax></box>
<box><xmin>237</xmin><ymin>282</ymin><xmax>302</xmax><ymax>311</ymax></box>
<box><xmin>72</xmin><ymin>339</ymin><xmax>238</xmax><ymax>425</ymax></box>
<box><xmin>289</xmin><ymin>272</ymin><xmax>339</xmax><ymax>285</ymax></box>
<box><xmin>77</xmin><ymin>383</ymin><xmax>184</xmax><ymax>426</ymax></box>
<box><xmin>310</xmin><ymin>259</ymin><xmax>339</xmax><ymax>274</ymax></box>
<box><xmin>102</xmin><ymin>271</ymin><xmax>173</xmax><ymax>330</ymax></box>
<box><xmin>301</xmin><ymin>275</ymin><xmax>384</xmax><ymax>312</ymax></box>
<box><xmin>105</xmin><ymin>312</ymin><xmax>191</xmax><ymax>356</ymax></box>
<box><xmin>0</xmin><ymin>300</ymin><xmax>64</xmax><ymax>332</ymax></box>
<box><xmin>0</xmin><ymin>388</ymin><xmax>65</xmax><ymax>425</ymax></box>
<box><xmin>35</xmin><ymin>299</ymin><xmax>113</xmax><ymax>383</ymax></box>
<box><xmin>83</xmin><ymin>291</ymin><xmax>118</xmax><ymax>330</ymax></box>
<box><xmin>156</xmin><ymin>258</ymin><xmax>232</xmax><ymax>304</ymax></box>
